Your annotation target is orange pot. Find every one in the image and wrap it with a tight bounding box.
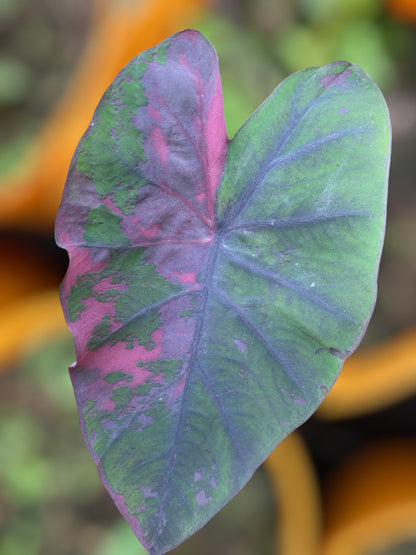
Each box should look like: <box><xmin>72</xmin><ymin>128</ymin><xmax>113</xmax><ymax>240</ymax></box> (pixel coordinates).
<box><xmin>386</xmin><ymin>0</ymin><xmax>416</xmax><ymax>23</ymax></box>
<box><xmin>264</xmin><ymin>432</ymin><xmax>322</xmax><ymax>555</ymax></box>
<box><xmin>317</xmin><ymin>328</ymin><xmax>416</xmax><ymax>419</ymax></box>
<box><xmin>322</xmin><ymin>439</ymin><xmax>416</xmax><ymax>554</ymax></box>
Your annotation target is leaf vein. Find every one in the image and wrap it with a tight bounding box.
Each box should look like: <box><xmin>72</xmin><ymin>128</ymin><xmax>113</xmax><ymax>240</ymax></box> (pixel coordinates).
<box><xmin>222</xmin><ymin>248</ymin><xmax>355</xmax><ymax>324</ymax></box>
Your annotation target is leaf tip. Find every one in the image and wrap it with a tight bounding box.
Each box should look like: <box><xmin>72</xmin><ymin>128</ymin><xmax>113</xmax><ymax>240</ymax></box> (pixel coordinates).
<box><xmin>321</xmin><ymin>61</ymin><xmax>353</xmax><ymax>90</ymax></box>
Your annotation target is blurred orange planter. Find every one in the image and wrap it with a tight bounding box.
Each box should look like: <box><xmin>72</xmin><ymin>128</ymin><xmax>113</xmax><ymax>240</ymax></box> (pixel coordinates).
<box><xmin>0</xmin><ymin>288</ymin><xmax>68</xmax><ymax>370</ymax></box>
<box><xmin>264</xmin><ymin>432</ymin><xmax>322</xmax><ymax>555</ymax></box>
<box><xmin>0</xmin><ymin>239</ymin><xmax>66</xmax><ymax>368</ymax></box>
<box><xmin>0</xmin><ymin>0</ymin><xmax>212</xmax><ymax>231</ymax></box>
<box><xmin>317</xmin><ymin>328</ymin><xmax>416</xmax><ymax>419</ymax></box>
<box><xmin>322</xmin><ymin>439</ymin><xmax>416</xmax><ymax>555</ymax></box>
<box><xmin>386</xmin><ymin>0</ymin><xmax>416</xmax><ymax>23</ymax></box>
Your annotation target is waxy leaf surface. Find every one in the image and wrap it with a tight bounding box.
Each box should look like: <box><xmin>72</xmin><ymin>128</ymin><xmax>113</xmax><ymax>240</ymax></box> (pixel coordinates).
<box><xmin>56</xmin><ymin>30</ymin><xmax>390</xmax><ymax>554</ymax></box>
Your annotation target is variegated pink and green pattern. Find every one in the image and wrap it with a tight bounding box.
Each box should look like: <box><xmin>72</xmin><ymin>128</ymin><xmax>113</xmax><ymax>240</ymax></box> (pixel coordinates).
<box><xmin>56</xmin><ymin>30</ymin><xmax>390</xmax><ymax>555</ymax></box>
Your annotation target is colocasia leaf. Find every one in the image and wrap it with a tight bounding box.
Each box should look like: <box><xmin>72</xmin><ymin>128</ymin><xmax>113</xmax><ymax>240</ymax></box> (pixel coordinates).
<box><xmin>56</xmin><ymin>30</ymin><xmax>391</xmax><ymax>554</ymax></box>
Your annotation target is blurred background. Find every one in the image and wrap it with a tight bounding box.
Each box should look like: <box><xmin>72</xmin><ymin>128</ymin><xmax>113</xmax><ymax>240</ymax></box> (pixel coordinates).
<box><xmin>0</xmin><ymin>0</ymin><xmax>415</xmax><ymax>553</ymax></box>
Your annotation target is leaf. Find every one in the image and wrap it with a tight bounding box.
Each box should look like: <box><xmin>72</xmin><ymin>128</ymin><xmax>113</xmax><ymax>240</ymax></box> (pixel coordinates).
<box><xmin>56</xmin><ymin>30</ymin><xmax>391</xmax><ymax>554</ymax></box>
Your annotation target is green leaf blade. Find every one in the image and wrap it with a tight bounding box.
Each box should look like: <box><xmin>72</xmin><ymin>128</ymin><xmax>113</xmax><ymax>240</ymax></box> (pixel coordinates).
<box><xmin>216</xmin><ymin>61</ymin><xmax>390</xmax><ymax>354</ymax></box>
<box><xmin>56</xmin><ymin>32</ymin><xmax>390</xmax><ymax>555</ymax></box>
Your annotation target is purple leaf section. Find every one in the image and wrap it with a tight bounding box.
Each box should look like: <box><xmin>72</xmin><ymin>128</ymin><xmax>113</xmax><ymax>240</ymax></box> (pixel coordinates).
<box><xmin>56</xmin><ymin>31</ymin><xmax>228</xmax><ymax>553</ymax></box>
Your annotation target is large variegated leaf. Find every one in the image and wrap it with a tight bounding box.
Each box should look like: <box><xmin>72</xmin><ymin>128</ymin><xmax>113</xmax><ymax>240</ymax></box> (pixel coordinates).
<box><xmin>56</xmin><ymin>30</ymin><xmax>390</xmax><ymax>555</ymax></box>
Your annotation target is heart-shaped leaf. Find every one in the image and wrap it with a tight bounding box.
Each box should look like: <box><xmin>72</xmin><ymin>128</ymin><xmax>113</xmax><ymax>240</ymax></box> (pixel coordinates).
<box><xmin>56</xmin><ymin>30</ymin><xmax>390</xmax><ymax>554</ymax></box>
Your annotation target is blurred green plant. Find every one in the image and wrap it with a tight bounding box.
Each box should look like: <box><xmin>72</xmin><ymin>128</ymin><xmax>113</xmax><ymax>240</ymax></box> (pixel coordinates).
<box><xmin>0</xmin><ymin>337</ymin><xmax>105</xmax><ymax>555</ymax></box>
<box><xmin>273</xmin><ymin>0</ymin><xmax>406</xmax><ymax>90</ymax></box>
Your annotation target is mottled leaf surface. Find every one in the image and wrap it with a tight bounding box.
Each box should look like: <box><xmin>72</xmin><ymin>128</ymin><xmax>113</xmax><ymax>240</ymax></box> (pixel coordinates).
<box><xmin>56</xmin><ymin>30</ymin><xmax>390</xmax><ymax>555</ymax></box>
